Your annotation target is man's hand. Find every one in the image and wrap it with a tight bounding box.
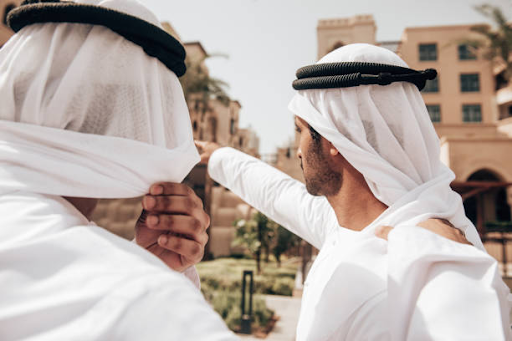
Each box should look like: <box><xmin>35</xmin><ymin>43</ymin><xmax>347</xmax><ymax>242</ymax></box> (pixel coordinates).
<box><xmin>135</xmin><ymin>182</ymin><xmax>210</xmax><ymax>272</ymax></box>
<box><xmin>195</xmin><ymin>140</ymin><xmax>221</xmax><ymax>165</ymax></box>
<box><xmin>376</xmin><ymin>218</ymin><xmax>471</xmax><ymax>245</ymax></box>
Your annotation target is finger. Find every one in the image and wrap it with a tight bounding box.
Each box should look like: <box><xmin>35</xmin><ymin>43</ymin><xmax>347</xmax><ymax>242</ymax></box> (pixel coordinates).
<box><xmin>146</xmin><ymin>215</ymin><xmax>208</xmax><ymax>244</ymax></box>
<box><xmin>158</xmin><ymin>234</ymin><xmax>203</xmax><ymax>263</ymax></box>
<box><xmin>199</xmin><ymin>154</ymin><xmax>210</xmax><ymax>165</ymax></box>
<box><xmin>375</xmin><ymin>225</ymin><xmax>393</xmax><ymax>240</ymax></box>
<box><xmin>418</xmin><ymin>219</ymin><xmax>472</xmax><ymax>245</ymax></box>
<box><xmin>149</xmin><ymin>183</ymin><xmax>203</xmax><ymax>210</ymax></box>
<box><xmin>143</xmin><ymin>194</ymin><xmax>203</xmax><ymax>214</ymax></box>
<box><xmin>194</xmin><ymin>140</ymin><xmax>207</xmax><ymax>149</ymax></box>
<box><xmin>148</xmin><ymin>182</ymin><xmax>193</xmax><ymax>197</ymax></box>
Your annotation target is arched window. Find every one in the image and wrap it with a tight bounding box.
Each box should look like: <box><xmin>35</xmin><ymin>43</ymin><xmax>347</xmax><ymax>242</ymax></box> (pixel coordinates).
<box><xmin>3</xmin><ymin>4</ymin><xmax>16</xmax><ymax>26</ymax></box>
<box><xmin>329</xmin><ymin>41</ymin><xmax>345</xmax><ymax>53</ymax></box>
<box><xmin>230</xmin><ymin>118</ymin><xmax>235</xmax><ymax>135</ymax></box>
<box><xmin>464</xmin><ymin>169</ymin><xmax>511</xmax><ymax>228</ymax></box>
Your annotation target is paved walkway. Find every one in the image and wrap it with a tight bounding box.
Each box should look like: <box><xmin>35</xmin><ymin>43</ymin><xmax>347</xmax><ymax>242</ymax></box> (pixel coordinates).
<box><xmin>239</xmin><ymin>295</ymin><xmax>302</xmax><ymax>340</ymax></box>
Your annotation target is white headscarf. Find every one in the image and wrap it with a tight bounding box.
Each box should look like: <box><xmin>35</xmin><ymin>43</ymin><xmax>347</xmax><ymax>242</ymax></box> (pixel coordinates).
<box><xmin>0</xmin><ymin>0</ymin><xmax>199</xmax><ymax>198</ymax></box>
<box><xmin>289</xmin><ymin>43</ymin><xmax>484</xmax><ymax>249</ymax></box>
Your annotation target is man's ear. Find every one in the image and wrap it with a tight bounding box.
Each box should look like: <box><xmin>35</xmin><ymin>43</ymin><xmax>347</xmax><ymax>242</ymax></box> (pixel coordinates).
<box><xmin>325</xmin><ymin>140</ymin><xmax>339</xmax><ymax>156</ymax></box>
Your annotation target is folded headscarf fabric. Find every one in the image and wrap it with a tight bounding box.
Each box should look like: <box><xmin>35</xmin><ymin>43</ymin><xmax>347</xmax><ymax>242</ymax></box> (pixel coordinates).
<box><xmin>0</xmin><ymin>0</ymin><xmax>200</xmax><ymax>197</ymax></box>
<box><xmin>289</xmin><ymin>43</ymin><xmax>483</xmax><ymax>250</ymax></box>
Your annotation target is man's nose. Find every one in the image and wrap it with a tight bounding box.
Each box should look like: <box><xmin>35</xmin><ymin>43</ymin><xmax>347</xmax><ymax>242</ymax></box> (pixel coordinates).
<box><xmin>296</xmin><ymin>147</ymin><xmax>302</xmax><ymax>159</ymax></box>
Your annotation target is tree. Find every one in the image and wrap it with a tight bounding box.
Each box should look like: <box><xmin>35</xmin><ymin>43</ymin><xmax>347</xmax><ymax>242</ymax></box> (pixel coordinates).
<box><xmin>272</xmin><ymin>225</ymin><xmax>300</xmax><ymax>267</ymax></box>
<box><xmin>253</xmin><ymin>211</ymin><xmax>275</xmax><ymax>264</ymax></box>
<box><xmin>469</xmin><ymin>5</ymin><xmax>512</xmax><ymax>81</ymax></box>
<box><xmin>179</xmin><ymin>54</ymin><xmax>231</xmax><ymax>111</ymax></box>
<box><xmin>232</xmin><ymin>212</ymin><xmax>275</xmax><ymax>274</ymax></box>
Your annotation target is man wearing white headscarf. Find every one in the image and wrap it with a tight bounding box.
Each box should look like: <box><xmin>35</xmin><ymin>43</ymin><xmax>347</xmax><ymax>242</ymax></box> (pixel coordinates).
<box><xmin>0</xmin><ymin>0</ymin><xmax>237</xmax><ymax>339</ymax></box>
<box><xmin>197</xmin><ymin>44</ymin><xmax>512</xmax><ymax>340</ymax></box>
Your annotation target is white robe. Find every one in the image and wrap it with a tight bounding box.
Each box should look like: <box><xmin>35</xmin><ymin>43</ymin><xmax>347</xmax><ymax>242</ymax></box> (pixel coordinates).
<box><xmin>0</xmin><ymin>191</ymin><xmax>238</xmax><ymax>340</ymax></box>
<box><xmin>209</xmin><ymin>147</ymin><xmax>512</xmax><ymax>341</ymax></box>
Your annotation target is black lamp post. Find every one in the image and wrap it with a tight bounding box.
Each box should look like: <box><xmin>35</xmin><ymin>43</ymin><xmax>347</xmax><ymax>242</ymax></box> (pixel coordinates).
<box><xmin>240</xmin><ymin>270</ymin><xmax>254</xmax><ymax>334</ymax></box>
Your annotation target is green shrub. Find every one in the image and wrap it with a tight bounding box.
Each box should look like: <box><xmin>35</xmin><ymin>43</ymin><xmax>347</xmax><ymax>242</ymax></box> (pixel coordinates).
<box><xmin>225</xmin><ymin>303</ymin><xmax>242</xmax><ymax>331</ymax></box>
<box><xmin>197</xmin><ymin>257</ymin><xmax>297</xmax><ymax>297</ymax></box>
<box><xmin>271</xmin><ymin>277</ymin><xmax>294</xmax><ymax>296</ymax></box>
<box><xmin>252</xmin><ymin>296</ymin><xmax>274</xmax><ymax>327</ymax></box>
<box><xmin>211</xmin><ymin>291</ymin><xmax>240</xmax><ymax>319</ymax></box>
<box><xmin>208</xmin><ymin>290</ymin><xmax>273</xmax><ymax>332</ymax></box>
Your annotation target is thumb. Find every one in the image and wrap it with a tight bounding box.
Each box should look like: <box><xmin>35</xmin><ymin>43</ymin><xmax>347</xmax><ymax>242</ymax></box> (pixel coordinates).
<box><xmin>195</xmin><ymin>140</ymin><xmax>207</xmax><ymax>149</ymax></box>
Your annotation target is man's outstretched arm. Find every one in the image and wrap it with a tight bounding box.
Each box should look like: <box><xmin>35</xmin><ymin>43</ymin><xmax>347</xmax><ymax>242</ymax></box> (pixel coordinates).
<box><xmin>197</xmin><ymin>142</ymin><xmax>337</xmax><ymax>249</ymax></box>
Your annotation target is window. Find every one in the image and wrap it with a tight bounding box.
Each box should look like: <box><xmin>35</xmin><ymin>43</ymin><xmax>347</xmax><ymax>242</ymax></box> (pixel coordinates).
<box><xmin>422</xmin><ymin>78</ymin><xmax>439</xmax><ymax>93</ymax></box>
<box><xmin>3</xmin><ymin>4</ymin><xmax>16</xmax><ymax>26</ymax></box>
<box><xmin>496</xmin><ymin>71</ymin><xmax>508</xmax><ymax>90</ymax></box>
<box><xmin>462</xmin><ymin>104</ymin><xmax>482</xmax><ymax>123</ymax></box>
<box><xmin>460</xmin><ymin>74</ymin><xmax>480</xmax><ymax>92</ymax></box>
<box><xmin>419</xmin><ymin>43</ymin><xmax>437</xmax><ymax>61</ymax></box>
<box><xmin>230</xmin><ymin>118</ymin><xmax>235</xmax><ymax>135</ymax></box>
<box><xmin>426</xmin><ymin>105</ymin><xmax>441</xmax><ymax>123</ymax></box>
<box><xmin>458</xmin><ymin>44</ymin><xmax>476</xmax><ymax>60</ymax></box>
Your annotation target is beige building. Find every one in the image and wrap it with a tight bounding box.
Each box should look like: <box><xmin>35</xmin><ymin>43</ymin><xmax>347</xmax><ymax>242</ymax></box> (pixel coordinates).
<box><xmin>317</xmin><ymin>15</ymin><xmax>376</xmax><ymax>59</ymax></box>
<box><xmin>180</xmin><ymin>38</ymin><xmax>260</xmax><ymax>257</ymax></box>
<box><xmin>397</xmin><ymin>24</ymin><xmax>512</xmax><ymax>267</ymax></box>
<box><xmin>275</xmin><ymin>133</ymin><xmax>304</xmax><ymax>183</ymax></box>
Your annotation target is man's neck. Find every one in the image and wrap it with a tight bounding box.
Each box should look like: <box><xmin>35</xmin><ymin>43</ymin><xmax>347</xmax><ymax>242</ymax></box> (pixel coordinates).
<box><xmin>326</xmin><ymin>170</ymin><xmax>388</xmax><ymax>231</ymax></box>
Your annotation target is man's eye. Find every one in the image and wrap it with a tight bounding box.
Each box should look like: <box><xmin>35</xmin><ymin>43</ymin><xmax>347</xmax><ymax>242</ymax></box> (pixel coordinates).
<box><xmin>295</xmin><ymin>126</ymin><xmax>301</xmax><ymax>133</ymax></box>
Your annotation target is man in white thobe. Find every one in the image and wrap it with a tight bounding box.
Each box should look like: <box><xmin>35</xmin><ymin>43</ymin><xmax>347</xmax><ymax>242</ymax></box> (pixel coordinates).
<box><xmin>0</xmin><ymin>0</ymin><xmax>237</xmax><ymax>339</ymax></box>
<box><xmin>197</xmin><ymin>44</ymin><xmax>512</xmax><ymax>340</ymax></box>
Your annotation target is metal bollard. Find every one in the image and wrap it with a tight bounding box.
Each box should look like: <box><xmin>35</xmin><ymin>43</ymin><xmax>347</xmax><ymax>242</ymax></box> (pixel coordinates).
<box><xmin>240</xmin><ymin>270</ymin><xmax>254</xmax><ymax>334</ymax></box>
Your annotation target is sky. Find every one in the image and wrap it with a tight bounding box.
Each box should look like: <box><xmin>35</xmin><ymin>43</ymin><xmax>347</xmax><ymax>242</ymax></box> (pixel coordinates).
<box><xmin>142</xmin><ymin>0</ymin><xmax>511</xmax><ymax>155</ymax></box>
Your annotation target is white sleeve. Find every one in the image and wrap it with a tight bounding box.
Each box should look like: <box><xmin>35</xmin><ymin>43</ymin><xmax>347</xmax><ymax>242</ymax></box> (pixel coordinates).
<box><xmin>386</xmin><ymin>227</ymin><xmax>512</xmax><ymax>341</ymax></box>
<box><xmin>208</xmin><ymin>147</ymin><xmax>337</xmax><ymax>249</ymax></box>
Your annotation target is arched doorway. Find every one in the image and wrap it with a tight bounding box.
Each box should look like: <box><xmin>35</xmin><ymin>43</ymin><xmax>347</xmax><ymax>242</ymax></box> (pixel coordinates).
<box><xmin>459</xmin><ymin>169</ymin><xmax>512</xmax><ymax>275</ymax></box>
<box><xmin>329</xmin><ymin>41</ymin><xmax>345</xmax><ymax>53</ymax></box>
<box><xmin>462</xmin><ymin>169</ymin><xmax>511</xmax><ymax>233</ymax></box>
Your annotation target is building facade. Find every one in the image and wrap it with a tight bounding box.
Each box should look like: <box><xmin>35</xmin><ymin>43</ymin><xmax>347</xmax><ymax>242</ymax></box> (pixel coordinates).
<box><xmin>398</xmin><ymin>25</ymin><xmax>512</xmax><ymax>241</ymax></box>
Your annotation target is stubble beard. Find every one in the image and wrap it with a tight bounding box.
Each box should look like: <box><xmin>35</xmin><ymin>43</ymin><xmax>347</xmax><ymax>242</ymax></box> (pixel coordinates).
<box><xmin>302</xmin><ymin>143</ymin><xmax>342</xmax><ymax>197</ymax></box>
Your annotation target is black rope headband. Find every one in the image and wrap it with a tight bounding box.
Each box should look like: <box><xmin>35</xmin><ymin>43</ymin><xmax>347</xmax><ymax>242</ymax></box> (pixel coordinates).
<box><xmin>292</xmin><ymin>62</ymin><xmax>437</xmax><ymax>91</ymax></box>
<box><xmin>7</xmin><ymin>0</ymin><xmax>187</xmax><ymax>77</ymax></box>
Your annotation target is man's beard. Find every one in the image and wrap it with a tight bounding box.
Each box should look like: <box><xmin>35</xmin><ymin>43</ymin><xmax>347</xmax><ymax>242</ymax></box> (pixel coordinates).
<box><xmin>302</xmin><ymin>143</ymin><xmax>342</xmax><ymax>197</ymax></box>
